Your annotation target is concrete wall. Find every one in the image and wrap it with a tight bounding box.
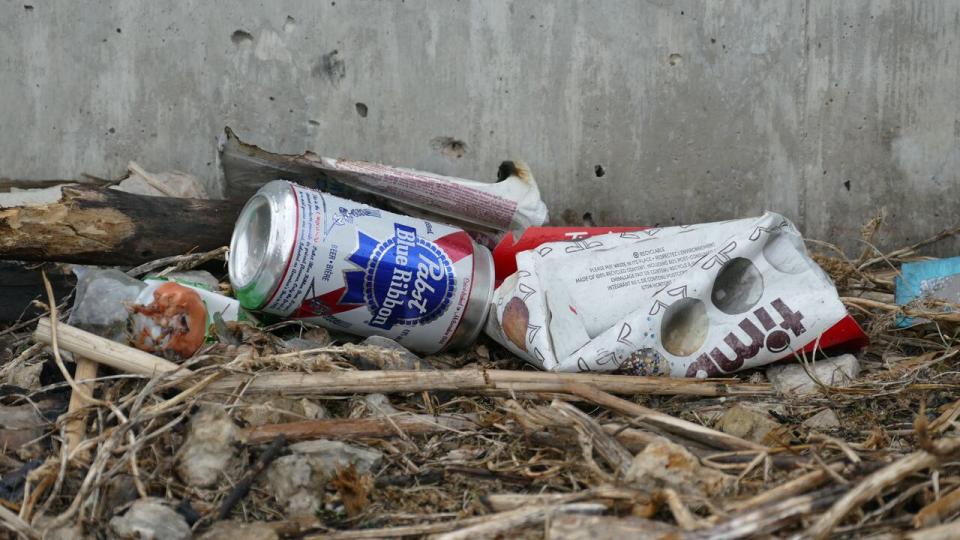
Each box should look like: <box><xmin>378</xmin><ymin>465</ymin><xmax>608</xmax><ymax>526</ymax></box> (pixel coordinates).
<box><xmin>2</xmin><ymin>1</ymin><xmax>958</xmax><ymax>254</ymax></box>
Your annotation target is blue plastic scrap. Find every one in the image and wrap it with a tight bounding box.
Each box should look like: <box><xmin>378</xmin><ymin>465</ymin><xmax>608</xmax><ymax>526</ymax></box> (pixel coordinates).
<box><xmin>894</xmin><ymin>257</ymin><xmax>960</xmax><ymax>327</ymax></box>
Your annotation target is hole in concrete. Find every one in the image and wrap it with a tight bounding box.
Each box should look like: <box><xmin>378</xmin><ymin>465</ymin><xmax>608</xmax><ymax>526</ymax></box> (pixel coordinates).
<box><xmin>268</xmin><ymin>96</ymin><xmax>275</xmax><ymax>101</ymax></box>
<box><xmin>711</xmin><ymin>38</ymin><xmax>716</xmax><ymax>44</ymax></box>
<box><xmin>108</xmin><ymin>127</ymin><xmax>115</xmax><ymax>134</ymax></box>
<box><xmin>116</xmin><ymin>28</ymin><xmax>121</xmax><ymax>34</ymax></box>
<box><xmin>231</xmin><ymin>29</ymin><xmax>253</xmax><ymax>45</ymax></box>
<box><xmin>582</xmin><ymin>212</ymin><xmax>595</xmax><ymax>226</ymax></box>
<box><xmin>668</xmin><ymin>53</ymin><xmax>682</xmax><ymax>66</ymax></box>
<box><xmin>355</xmin><ymin>102</ymin><xmax>368</xmax><ymax>118</ymax></box>
<box><xmin>23</xmin><ymin>5</ymin><xmax>33</xmax><ymax>10</ymax></box>
<box><xmin>594</xmin><ymin>164</ymin><xmax>605</xmax><ymax>178</ymax></box>
<box><xmin>308</xmin><ymin>119</ymin><xmax>320</xmax><ymax>126</ymax></box>
<box><xmin>284</xmin><ymin>16</ymin><xmax>296</xmax><ymax>33</ymax></box>
<box><xmin>843</xmin><ymin>180</ymin><xmax>851</xmax><ymax>191</ymax></box>
<box><xmin>431</xmin><ymin>137</ymin><xmax>467</xmax><ymax>159</ymax></box>
<box><xmin>314</xmin><ymin>50</ymin><xmax>346</xmax><ymax>82</ymax></box>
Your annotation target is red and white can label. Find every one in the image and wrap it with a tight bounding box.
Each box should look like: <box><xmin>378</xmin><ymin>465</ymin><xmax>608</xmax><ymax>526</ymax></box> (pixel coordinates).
<box><xmin>263</xmin><ymin>183</ymin><xmax>476</xmax><ymax>353</ymax></box>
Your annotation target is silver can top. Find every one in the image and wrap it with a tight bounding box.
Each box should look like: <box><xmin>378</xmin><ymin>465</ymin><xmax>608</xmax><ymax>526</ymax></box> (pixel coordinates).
<box><xmin>228</xmin><ymin>180</ymin><xmax>298</xmax><ymax>310</ymax></box>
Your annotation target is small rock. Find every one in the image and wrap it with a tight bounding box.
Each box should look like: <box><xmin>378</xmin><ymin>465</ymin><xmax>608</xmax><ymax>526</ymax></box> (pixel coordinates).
<box><xmin>44</xmin><ymin>524</ymin><xmax>87</xmax><ymax>540</ymax></box>
<box><xmin>264</xmin><ymin>440</ymin><xmax>382</xmax><ymax>517</ymax></box>
<box><xmin>199</xmin><ymin>521</ymin><xmax>278</xmax><ymax>540</ymax></box>
<box><xmin>803</xmin><ymin>409</ymin><xmax>841</xmax><ymax>431</ymax></box>
<box><xmin>283</xmin><ymin>327</ymin><xmax>332</xmax><ymax>351</ymax></box>
<box><xmin>716</xmin><ymin>404</ymin><xmax>785</xmax><ymax>445</ymax></box>
<box><xmin>766</xmin><ymin>354</ymin><xmax>860</xmax><ymax>395</ymax></box>
<box><xmin>299</xmin><ymin>398</ymin><xmax>328</xmax><ymax>421</ymax></box>
<box><xmin>0</xmin><ymin>404</ymin><xmax>47</xmax><ymax>454</ymax></box>
<box><xmin>109</xmin><ymin>498</ymin><xmax>192</xmax><ymax>540</ymax></box>
<box><xmin>103</xmin><ymin>474</ymin><xmax>139</xmax><ymax>511</ymax></box>
<box><xmin>68</xmin><ymin>267</ymin><xmax>147</xmax><ymax>342</ymax></box>
<box><xmin>7</xmin><ymin>361</ymin><xmax>43</xmax><ymax>389</ymax></box>
<box><xmin>291</xmin><ymin>439</ymin><xmax>382</xmax><ymax>479</ymax></box>
<box><xmin>362</xmin><ymin>393</ymin><xmax>398</xmax><ymax>416</ymax></box>
<box><xmin>548</xmin><ymin>514</ymin><xmax>680</xmax><ymax>540</ymax></box>
<box><xmin>348</xmin><ymin>336</ymin><xmax>431</xmax><ymax>370</ymax></box>
<box><xmin>177</xmin><ymin>404</ymin><xmax>240</xmax><ymax>488</ymax></box>
<box><xmin>265</xmin><ymin>453</ymin><xmax>316</xmax><ymax>516</ymax></box>
<box><xmin>237</xmin><ymin>396</ymin><xmax>328</xmax><ymax>427</ymax></box>
<box><xmin>625</xmin><ymin>438</ymin><xmax>733</xmax><ymax>497</ymax></box>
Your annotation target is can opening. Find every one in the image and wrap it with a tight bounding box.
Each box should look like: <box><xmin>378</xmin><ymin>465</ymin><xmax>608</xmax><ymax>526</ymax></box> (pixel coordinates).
<box><xmin>229</xmin><ymin>194</ymin><xmax>271</xmax><ymax>289</ymax></box>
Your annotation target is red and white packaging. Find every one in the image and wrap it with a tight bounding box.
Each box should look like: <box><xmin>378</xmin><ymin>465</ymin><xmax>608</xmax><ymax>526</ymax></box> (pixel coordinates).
<box><xmin>485</xmin><ymin>212</ymin><xmax>867</xmax><ymax>376</ymax></box>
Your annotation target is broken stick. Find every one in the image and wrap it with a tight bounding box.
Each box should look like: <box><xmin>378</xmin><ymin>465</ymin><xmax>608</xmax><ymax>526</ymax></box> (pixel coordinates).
<box><xmin>34</xmin><ymin>318</ymin><xmax>187</xmax><ymax>379</ymax></box>
<box><xmin>0</xmin><ymin>185</ymin><xmax>241</xmax><ymax>265</ymax></box>
<box><xmin>63</xmin><ymin>357</ymin><xmax>98</xmax><ymax>457</ymax></box>
<box><xmin>565</xmin><ymin>382</ymin><xmax>764</xmax><ymax>452</ymax></box>
<box><xmin>245</xmin><ymin>414</ymin><xmax>478</xmax><ymax>444</ymax></box>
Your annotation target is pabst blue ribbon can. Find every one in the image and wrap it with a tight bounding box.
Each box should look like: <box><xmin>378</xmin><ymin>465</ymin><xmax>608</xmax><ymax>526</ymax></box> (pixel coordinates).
<box><xmin>228</xmin><ymin>180</ymin><xmax>494</xmax><ymax>353</ymax></box>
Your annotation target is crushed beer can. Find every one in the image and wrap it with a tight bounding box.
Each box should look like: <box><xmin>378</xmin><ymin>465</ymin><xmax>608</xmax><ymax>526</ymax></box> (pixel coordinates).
<box><xmin>485</xmin><ymin>212</ymin><xmax>865</xmax><ymax>376</ymax></box>
<box><xmin>228</xmin><ymin>180</ymin><xmax>494</xmax><ymax>354</ymax></box>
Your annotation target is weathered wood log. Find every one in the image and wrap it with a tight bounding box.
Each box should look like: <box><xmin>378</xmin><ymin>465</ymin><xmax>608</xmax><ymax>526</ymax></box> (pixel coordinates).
<box><xmin>0</xmin><ymin>185</ymin><xmax>242</xmax><ymax>265</ymax></box>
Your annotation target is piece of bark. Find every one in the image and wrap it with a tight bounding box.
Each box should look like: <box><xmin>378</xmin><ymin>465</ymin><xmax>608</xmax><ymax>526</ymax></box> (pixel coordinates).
<box><xmin>0</xmin><ymin>185</ymin><xmax>241</xmax><ymax>265</ymax></box>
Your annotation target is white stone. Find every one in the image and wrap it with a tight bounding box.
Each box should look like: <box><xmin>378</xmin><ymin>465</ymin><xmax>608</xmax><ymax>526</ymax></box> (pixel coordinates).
<box><xmin>109</xmin><ymin>498</ymin><xmax>191</xmax><ymax>540</ymax></box>
<box><xmin>264</xmin><ymin>440</ymin><xmax>382</xmax><ymax>518</ymax></box>
<box><xmin>766</xmin><ymin>354</ymin><xmax>860</xmax><ymax>395</ymax></box>
<box><xmin>803</xmin><ymin>409</ymin><xmax>841</xmax><ymax>430</ymax></box>
<box><xmin>716</xmin><ymin>403</ymin><xmax>783</xmax><ymax>444</ymax></box>
<box><xmin>177</xmin><ymin>404</ymin><xmax>240</xmax><ymax>488</ymax></box>
<box><xmin>625</xmin><ymin>438</ymin><xmax>733</xmax><ymax>497</ymax></box>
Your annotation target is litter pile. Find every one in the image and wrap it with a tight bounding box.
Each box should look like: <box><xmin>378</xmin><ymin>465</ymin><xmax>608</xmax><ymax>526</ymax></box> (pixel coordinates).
<box><xmin>1</xmin><ymin>132</ymin><xmax>959</xmax><ymax>539</ymax></box>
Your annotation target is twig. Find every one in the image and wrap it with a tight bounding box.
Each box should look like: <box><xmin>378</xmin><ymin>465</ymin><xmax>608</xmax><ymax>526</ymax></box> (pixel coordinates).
<box><xmin>907</xmin><ymin>521</ymin><xmax>960</xmax><ymax>540</ymax></box>
<box><xmin>564</xmin><ymin>382</ymin><xmax>764</xmax><ymax>452</ymax></box>
<box><xmin>125</xmin><ymin>246</ymin><xmax>227</xmax><ymax>278</ymax></box>
<box><xmin>726</xmin><ymin>463</ymin><xmax>844</xmax><ymax>512</ymax></box>
<box><xmin>686</xmin><ymin>485</ymin><xmax>846</xmax><ymax>540</ymax></box>
<box><xmin>215</xmin><ymin>434</ymin><xmax>287</xmax><ymax>521</ymax></box>
<box><xmin>807</xmin><ymin>439</ymin><xmax>960</xmax><ymax>540</ymax></box>
<box><xmin>63</xmin><ymin>357</ymin><xmax>98</xmax><ymax>457</ymax></box>
<box><xmin>245</xmin><ymin>414</ymin><xmax>478</xmax><ymax>444</ymax></box>
<box><xmin>428</xmin><ymin>502</ymin><xmax>605</xmax><ymax>540</ymax></box>
<box><xmin>0</xmin><ymin>503</ymin><xmax>39</xmax><ymax>540</ymax></box>
<box><xmin>551</xmin><ymin>400</ymin><xmax>633</xmax><ymax>477</ymax></box>
<box><xmin>39</xmin><ymin>274</ymin><xmax>147</xmax><ymax>498</ymax></box>
<box><xmin>914</xmin><ymin>486</ymin><xmax>960</xmax><ymax>528</ymax></box>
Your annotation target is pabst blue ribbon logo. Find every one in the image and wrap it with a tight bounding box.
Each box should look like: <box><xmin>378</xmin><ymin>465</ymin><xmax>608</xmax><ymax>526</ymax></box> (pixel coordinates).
<box><xmin>342</xmin><ymin>224</ymin><xmax>455</xmax><ymax>329</ymax></box>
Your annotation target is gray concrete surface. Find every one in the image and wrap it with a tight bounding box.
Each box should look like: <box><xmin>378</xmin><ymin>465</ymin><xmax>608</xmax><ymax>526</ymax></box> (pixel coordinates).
<box><xmin>1</xmin><ymin>1</ymin><xmax>958</xmax><ymax>253</ymax></box>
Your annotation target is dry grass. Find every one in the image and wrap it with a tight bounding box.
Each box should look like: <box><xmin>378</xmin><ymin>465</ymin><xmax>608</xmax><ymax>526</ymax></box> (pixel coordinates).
<box><xmin>3</xmin><ymin>222</ymin><xmax>960</xmax><ymax>539</ymax></box>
